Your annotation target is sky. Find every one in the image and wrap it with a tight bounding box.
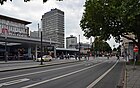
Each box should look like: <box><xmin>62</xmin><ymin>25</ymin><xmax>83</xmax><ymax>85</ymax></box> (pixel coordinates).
<box><xmin>0</xmin><ymin>0</ymin><xmax>119</xmax><ymax>49</ymax></box>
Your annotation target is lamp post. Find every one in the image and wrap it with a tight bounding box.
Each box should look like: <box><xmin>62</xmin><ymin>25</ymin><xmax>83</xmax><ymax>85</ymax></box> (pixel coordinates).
<box><xmin>2</xmin><ymin>28</ymin><xmax>8</xmax><ymax>62</ymax></box>
<box><xmin>39</xmin><ymin>23</ymin><xmax>43</xmax><ymax>65</ymax></box>
<box><xmin>5</xmin><ymin>35</ymin><xmax>7</xmax><ymax>62</ymax></box>
<box><xmin>88</xmin><ymin>43</ymin><xmax>90</xmax><ymax>60</ymax></box>
<box><xmin>40</xmin><ymin>30</ymin><xmax>43</xmax><ymax>65</ymax></box>
<box><xmin>79</xmin><ymin>35</ymin><xmax>80</xmax><ymax>61</ymax></box>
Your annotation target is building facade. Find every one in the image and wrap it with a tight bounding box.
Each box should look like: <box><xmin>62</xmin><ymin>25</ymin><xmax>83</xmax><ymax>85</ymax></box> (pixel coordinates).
<box><xmin>30</xmin><ymin>31</ymin><xmax>40</xmax><ymax>38</ymax></box>
<box><xmin>121</xmin><ymin>33</ymin><xmax>135</xmax><ymax>61</ymax></box>
<box><xmin>41</xmin><ymin>8</ymin><xmax>64</xmax><ymax>48</ymax></box>
<box><xmin>66</xmin><ymin>35</ymin><xmax>77</xmax><ymax>49</ymax></box>
<box><xmin>0</xmin><ymin>15</ymin><xmax>31</xmax><ymax>37</ymax></box>
<box><xmin>78</xmin><ymin>43</ymin><xmax>91</xmax><ymax>54</ymax></box>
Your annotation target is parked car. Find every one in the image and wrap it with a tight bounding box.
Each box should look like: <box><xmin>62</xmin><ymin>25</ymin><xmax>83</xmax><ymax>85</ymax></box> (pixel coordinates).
<box><xmin>36</xmin><ymin>55</ymin><xmax>52</xmax><ymax>62</ymax></box>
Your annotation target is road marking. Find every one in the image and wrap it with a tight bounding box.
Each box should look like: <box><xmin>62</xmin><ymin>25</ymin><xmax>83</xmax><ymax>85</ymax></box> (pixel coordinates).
<box><xmin>86</xmin><ymin>61</ymin><xmax>118</xmax><ymax>88</ymax></box>
<box><xmin>0</xmin><ymin>64</ymin><xmax>83</xmax><ymax>81</ymax></box>
<box><xmin>0</xmin><ymin>61</ymin><xmax>96</xmax><ymax>81</ymax></box>
<box><xmin>21</xmin><ymin>61</ymin><xmax>106</xmax><ymax>88</ymax></box>
<box><xmin>0</xmin><ymin>78</ymin><xmax>29</xmax><ymax>87</ymax></box>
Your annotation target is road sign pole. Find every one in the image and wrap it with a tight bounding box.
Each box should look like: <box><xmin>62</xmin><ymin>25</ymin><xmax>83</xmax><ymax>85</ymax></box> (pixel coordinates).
<box><xmin>133</xmin><ymin>45</ymin><xmax>139</xmax><ymax>70</ymax></box>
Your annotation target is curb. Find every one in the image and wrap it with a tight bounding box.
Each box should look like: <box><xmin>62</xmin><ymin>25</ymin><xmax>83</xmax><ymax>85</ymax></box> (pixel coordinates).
<box><xmin>0</xmin><ymin>60</ymin><xmax>83</xmax><ymax>72</ymax></box>
<box><xmin>117</xmin><ymin>62</ymin><xmax>126</xmax><ymax>88</ymax></box>
<box><xmin>0</xmin><ymin>60</ymin><xmax>34</xmax><ymax>64</ymax></box>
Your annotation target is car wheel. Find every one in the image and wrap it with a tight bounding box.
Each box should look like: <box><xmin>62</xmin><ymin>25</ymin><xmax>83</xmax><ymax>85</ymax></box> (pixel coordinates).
<box><xmin>49</xmin><ymin>59</ymin><xmax>52</xmax><ymax>61</ymax></box>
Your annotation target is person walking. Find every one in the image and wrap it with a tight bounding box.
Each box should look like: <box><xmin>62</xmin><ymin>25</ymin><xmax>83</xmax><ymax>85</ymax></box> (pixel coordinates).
<box><xmin>116</xmin><ymin>54</ymin><xmax>120</xmax><ymax>60</ymax></box>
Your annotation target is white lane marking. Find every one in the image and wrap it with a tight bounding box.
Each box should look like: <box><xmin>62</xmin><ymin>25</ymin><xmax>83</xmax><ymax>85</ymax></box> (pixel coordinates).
<box><xmin>86</xmin><ymin>61</ymin><xmax>118</xmax><ymax>88</ymax></box>
<box><xmin>0</xmin><ymin>78</ymin><xmax>29</xmax><ymax>87</ymax></box>
<box><xmin>21</xmin><ymin>62</ymin><xmax>106</xmax><ymax>88</ymax></box>
<box><xmin>0</xmin><ymin>64</ymin><xmax>82</xmax><ymax>81</ymax></box>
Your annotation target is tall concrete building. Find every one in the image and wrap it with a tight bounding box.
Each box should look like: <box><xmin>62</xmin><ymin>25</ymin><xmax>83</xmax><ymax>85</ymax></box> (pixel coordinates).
<box><xmin>66</xmin><ymin>35</ymin><xmax>77</xmax><ymax>49</ymax></box>
<box><xmin>41</xmin><ymin>8</ymin><xmax>64</xmax><ymax>48</ymax></box>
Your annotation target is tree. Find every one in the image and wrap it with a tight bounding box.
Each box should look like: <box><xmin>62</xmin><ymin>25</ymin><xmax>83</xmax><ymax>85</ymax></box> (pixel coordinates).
<box><xmin>80</xmin><ymin>0</ymin><xmax>140</xmax><ymax>52</ymax></box>
<box><xmin>93</xmin><ymin>37</ymin><xmax>112</xmax><ymax>53</ymax></box>
<box><xmin>113</xmin><ymin>48</ymin><xmax>117</xmax><ymax>52</ymax></box>
<box><xmin>0</xmin><ymin>0</ymin><xmax>63</xmax><ymax>5</ymax></box>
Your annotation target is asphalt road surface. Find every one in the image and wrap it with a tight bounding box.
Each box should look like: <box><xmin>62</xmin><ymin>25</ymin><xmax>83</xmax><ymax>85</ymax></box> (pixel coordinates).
<box><xmin>0</xmin><ymin>57</ymin><xmax>124</xmax><ymax>88</ymax></box>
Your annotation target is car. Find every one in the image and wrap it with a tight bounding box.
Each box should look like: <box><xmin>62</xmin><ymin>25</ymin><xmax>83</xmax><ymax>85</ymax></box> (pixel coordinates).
<box><xmin>36</xmin><ymin>55</ymin><xmax>52</xmax><ymax>62</ymax></box>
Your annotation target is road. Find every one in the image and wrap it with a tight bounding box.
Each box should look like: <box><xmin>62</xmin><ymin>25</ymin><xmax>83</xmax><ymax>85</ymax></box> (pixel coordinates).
<box><xmin>0</xmin><ymin>57</ymin><xmax>124</xmax><ymax>88</ymax></box>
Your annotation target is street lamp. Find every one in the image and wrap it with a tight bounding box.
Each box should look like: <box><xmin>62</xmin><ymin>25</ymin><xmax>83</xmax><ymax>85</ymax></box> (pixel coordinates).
<box><xmin>79</xmin><ymin>35</ymin><xmax>80</xmax><ymax>61</ymax></box>
<box><xmin>88</xmin><ymin>43</ymin><xmax>90</xmax><ymax>60</ymax></box>
<box><xmin>2</xmin><ymin>28</ymin><xmax>8</xmax><ymax>62</ymax></box>
<box><xmin>39</xmin><ymin>23</ymin><xmax>43</xmax><ymax>65</ymax></box>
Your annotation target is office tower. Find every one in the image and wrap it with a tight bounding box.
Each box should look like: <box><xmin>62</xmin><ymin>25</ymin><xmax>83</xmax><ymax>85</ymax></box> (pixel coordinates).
<box><xmin>42</xmin><ymin>8</ymin><xmax>64</xmax><ymax>48</ymax></box>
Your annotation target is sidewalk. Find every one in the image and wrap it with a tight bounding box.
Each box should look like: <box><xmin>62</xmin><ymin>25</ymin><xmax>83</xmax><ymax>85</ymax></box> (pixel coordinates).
<box><xmin>0</xmin><ymin>59</ymin><xmax>81</xmax><ymax>72</ymax></box>
<box><xmin>126</xmin><ymin>65</ymin><xmax>140</xmax><ymax>88</ymax></box>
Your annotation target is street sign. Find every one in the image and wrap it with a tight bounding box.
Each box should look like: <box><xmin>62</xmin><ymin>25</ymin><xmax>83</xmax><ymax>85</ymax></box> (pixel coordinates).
<box><xmin>47</xmin><ymin>46</ymin><xmax>54</xmax><ymax>51</ymax></box>
<box><xmin>133</xmin><ymin>45</ymin><xmax>139</xmax><ymax>52</ymax></box>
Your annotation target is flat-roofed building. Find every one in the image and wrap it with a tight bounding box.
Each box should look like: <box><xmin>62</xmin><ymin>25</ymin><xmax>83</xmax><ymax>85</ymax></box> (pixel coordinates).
<box><xmin>66</xmin><ymin>35</ymin><xmax>77</xmax><ymax>49</ymax></box>
<box><xmin>0</xmin><ymin>14</ymin><xmax>31</xmax><ymax>37</ymax></box>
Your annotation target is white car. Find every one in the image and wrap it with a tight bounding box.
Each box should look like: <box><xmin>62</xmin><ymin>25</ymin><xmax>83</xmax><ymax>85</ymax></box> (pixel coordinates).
<box><xmin>36</xmin><ymin>55</ymin><xmax>52</xmax><ymax>62</ymax></box>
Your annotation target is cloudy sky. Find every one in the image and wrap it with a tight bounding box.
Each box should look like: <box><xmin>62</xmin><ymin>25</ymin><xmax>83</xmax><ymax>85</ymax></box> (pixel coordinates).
<box><xmin>0</xmin><ymin>0</ymin><xmax>119</xmax><ymax>48</ymax></box>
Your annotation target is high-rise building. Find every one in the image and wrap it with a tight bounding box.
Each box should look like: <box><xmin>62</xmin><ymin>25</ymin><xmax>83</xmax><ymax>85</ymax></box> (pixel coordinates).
<box><xmin>66</xmin><ymin>35</ymin><xmax>77</xmax><ymax>49</ymax></box>
<box><xmin>41</xmin><ymin>8</ymin><xmax>64</xmax><ymax>48</ymax></box>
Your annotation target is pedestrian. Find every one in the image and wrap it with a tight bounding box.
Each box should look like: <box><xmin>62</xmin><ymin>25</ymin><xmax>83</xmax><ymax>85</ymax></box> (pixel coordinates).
<box><xmin>68</xmin><ymin>53</ymin><xmax>70</xmax><ymax>59</ymax></box>
<box><xmin>116</xmin><ymin>54</ymin><xmax>120</xmax><ymax>60</ymax></box>
<box><xmin>75</xmin><ymin>54</ymin><xmax>77</xmax><ymax>60</ymax></box>
<box><xmin>107</xmin><ymin>53</ymin><xmax>109</xmax><ymax>59</ymax></box>
<box><xmin>84</xmin><ymin>55</ymin><xmax>87</xmax><ymax>60</ymax></box>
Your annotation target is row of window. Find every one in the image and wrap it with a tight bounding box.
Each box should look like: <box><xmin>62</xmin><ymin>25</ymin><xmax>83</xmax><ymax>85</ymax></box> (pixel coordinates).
<box><xmin>0</xmin><ymin>32</ymin><xmax>28</xmax><ymax>37</ymax></box>
<box><xmin>0</xmin><ymin>23</ymin><xmax>27</xmax><ymax>33</ymax></box>
<box><xmin>0</xmin><ymin>19</ymin><xmax>25</xmax><ymax>28</ymax></box>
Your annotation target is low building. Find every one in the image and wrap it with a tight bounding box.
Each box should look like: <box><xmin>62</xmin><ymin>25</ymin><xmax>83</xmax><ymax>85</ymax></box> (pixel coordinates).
<box><xmin>30</xmin><ymin>31</ymin><xmax>40</xmax><ymax>38</ymax></box>
<box><xmin>66</xmin><ymin>35</ymin><xmax>77</xmax><ymax>49</ymax></box>
<box><xmin>0</xmin><ymin>14</ymin><xmax>31</xmax><ymax>37</ymax></box>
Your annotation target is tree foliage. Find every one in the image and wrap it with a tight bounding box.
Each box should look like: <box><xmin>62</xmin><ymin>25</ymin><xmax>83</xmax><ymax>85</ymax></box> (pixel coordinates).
<box><xmin>93</xmin><ymin>37</ymin><xmax>112</xmax><ymax>53</ymax></box>
<box><xmin>0</xmin><ymin>0</ymin><xmax>63</xmax><ymax>5</ymax></box>
<box><xmin>80</xmin><ymin>0</ymin><xmax>140</xmax><ymax>48</ymax></box>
